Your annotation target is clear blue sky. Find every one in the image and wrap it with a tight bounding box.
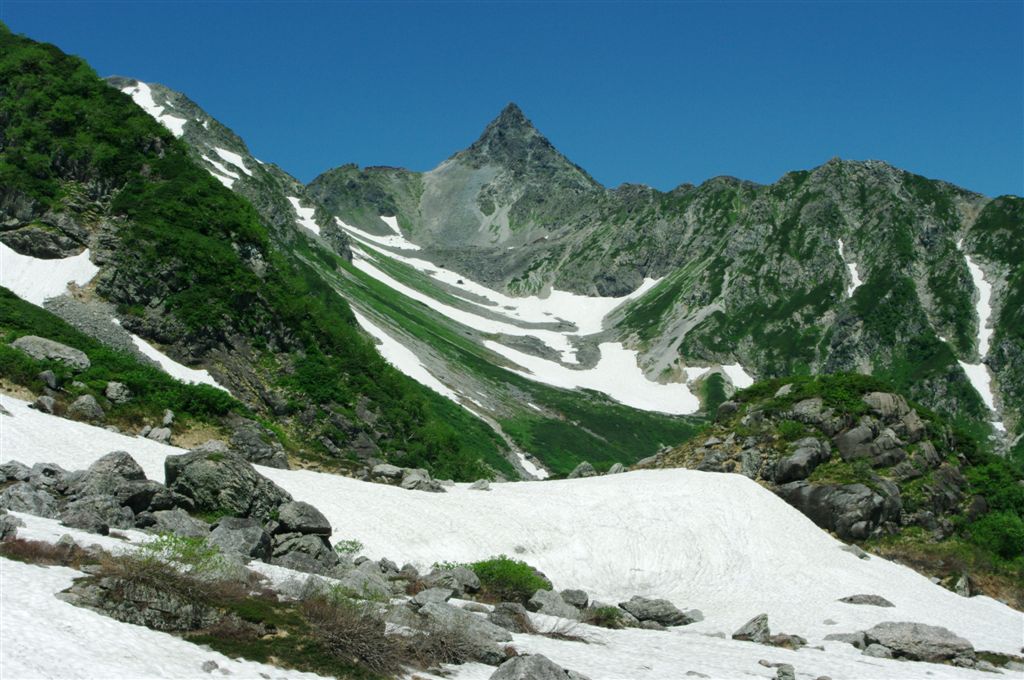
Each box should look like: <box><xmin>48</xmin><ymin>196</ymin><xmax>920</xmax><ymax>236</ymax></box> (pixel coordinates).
<box><xmin>3</xmin><ymin>1</ymin><xmax>1022</xmax><ymax>196</ymax></box>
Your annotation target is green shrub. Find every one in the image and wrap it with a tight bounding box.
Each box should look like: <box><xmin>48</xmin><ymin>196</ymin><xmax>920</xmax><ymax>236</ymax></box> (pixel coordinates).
<box><xmin>583</xmin><ymin>605</ymin><xmax>626</xmax><ymax>629</ymax></box>
<box><xmin>138</xmin><ymin>532</ymin><xmax>224</xmax><ymax>575</ymax></box>
<box><xmin>334</xmin><ymin>538</ymin><xmax>364</xmax><ymax>556</ymax></box>
<box><xmin>968</xmin><ymin>512</ymin><xmax>1024</xmax><ymax>561</ymax></box>
<box><xmin>467</xmin><ymin>555</ymin><xmax>552</xmax><ymax>603</ymax></box>
<box><xmin>776</xmin><ymin>419</ymin><xmax>805</xmax><ymax>441</ymax></box>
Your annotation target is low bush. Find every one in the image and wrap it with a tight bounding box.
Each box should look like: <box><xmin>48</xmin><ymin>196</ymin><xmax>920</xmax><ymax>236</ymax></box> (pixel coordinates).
<box><xmin>583</xmin><ymin>605</ymin><xmax>626</xmax><ymax>629</ymax></box>
<box><xmin>0</xmin><ymin>537</ymin><xmax>95</xmax><ymax>568</ymax></box>
<box><xmin>300</xmin><ymin>596</ymin><xmax>402</xmax><ymax>675</ymax></box>
<box><xmin>967</xmin><ymin>512</ymin><xmax>1024</xmax><ymax>561</ymax></box>
<box><xmin>467</xmin><ymin>555</ymin><xmax>552</xmax><ymax>604</ymax></box>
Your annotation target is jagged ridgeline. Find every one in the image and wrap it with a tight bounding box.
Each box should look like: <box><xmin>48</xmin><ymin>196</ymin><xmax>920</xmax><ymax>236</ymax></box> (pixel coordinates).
<box><xmin>308</xmin><ymin>106</ymin><xmax>1024</xmax><ymax>461</ymax></box>
<box><xmin>0</xmin><ymin>24</ymin><xmax>509</xmax><ymax>480</ymax></box>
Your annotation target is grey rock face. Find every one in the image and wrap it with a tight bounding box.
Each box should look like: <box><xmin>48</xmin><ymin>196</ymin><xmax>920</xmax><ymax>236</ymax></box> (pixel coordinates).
<box><xmin>209</xmin><ymin>517</ymin><xmax>272</xmax><ymax>560</ymax></box>
<box><xmin>276</xmin><ymin>501</ymin><xmax>331</xmax><ymax>536</ymax></box>
<box><xmin>60</xmin><ymin>495</ymin><xmax>134</xmax><ymax>533</ymax></box>
<box><xmin>732</xmin><ymin>613</ymin><xmax>771</xmax><ymax>643</ymax></box>
<box><xmin>68</xmin><ymin>451</ymin><xmax>146</xmax><ymax>499</ymax></box>
<box><xmin>11</xmin><ymin>335</ymin><xmax>90</xmax><ymax>370</ymax></box>
<box><xmin>410</xmin><ymin>587</ymin><xmax>454</xmax><ymax>608</ymax></box>
<box><xmin>777</xmin><ymin>481</ymin><xmax>900</xmax><ymax>540</ymax></box>
<box><xmin>528</xmin><ymin>589</ymin><xmax>580</xmax><ymax>619</ymax></box>
<box><xmin>371</xmin><ymin>463</ymin><xmax>403</xmax><ymax>480</ymax></box>
<box><xmin>560</xmin><ymin>588</ymin><xmax>589</xmax><ymax>609</ymax></box>
<box><xmin>67</xmin><ymin>395</ymin><xmax>105</xmax><ymax>422</ymax></box>
<box><xmin>618</xmin><ymin>596</ymin><xmax>696</xmax><ymax>627</ymax></box>
<box><xmin>469</xmin><ymin>479</ymin><xmax>491</xmax><ymax>491</ymax></box>
<box><xmin>862</xmin><ymin>392</ymin><xmax>910</xmax><ymax>419</ymax></box>
<box><xmin>418</xmin><ymin>602</ymin><xmax>511</xmax><ymax>665</ymax></box>
<box><xmin>272</xmin><ymin>533</ymin><xmax>339</xmax><ymax>575</ymax></box>
<box><xmin>774</xmin><ymin>438</ymin><xmax>830</xmax><ymax>483</ymax></box>
<box><xmin>60</xmin><ymin>576</ymin><xmax>221</xmax><ymax>631</ymax></box>
<box><xmin>146</xmin><ymin>427</ymin><xmax>172</xmax><ymax>444</ymax></box>
<box><xmin>228</xmin><ymin>420</ymin><xmax>289</xmax><ymax>469</ymax></box>
<box><xmin>834</xmin><ymin>425</ymin><xmax>875</xmax><ymax>461</ymax></box>
<box><xmin>30</xmin><ymin>462</ymin><xmax>69</xmax><ymax>491</ymax></box>
<box><xmin>146</xmin><ymin>508</ymin><xmax>210</xmax><ymax>538</ymax></box>
<box><xmin>838</xmin><ymin>594</ymin><xmax>894</xmax><ymax>607</ymax></box>
<box><xmin>164</xmin><ymin>448</ymin><xmax>292</xmax><ymax>523</ymax></box>
<box><xmin>489</xmin><ymin>654</ymin><xmax>592</xmax><ymax>680</ymax></box>
<box><xmin>424</xmin><ymin>566</ymin><xmax>481</xmax><ymax>595</ymax></box>
<box><xmin>0</xmin><ymin>460</ymin><xmax>31</xmax><ymax>482</ymax></box>
<box><xmin>863</xmin><ymin>621</ymin><xmax>975</xmax><ymax>662</ymax></box>
<box><xmin>824</xmin><ymin>631</ymin><xmax>867</xmax><ymax>649</ymax></box>
<box><xmin>334</xmin><ymin>560</ymin><xmax>390</xmax><ymax>598</ymax></box>
<box><xmin>0</xmin><ymin>482</ymin><xmax>58</xmax><ymax>518</ymax></box>
<box><xmin>32</xmin><ymin>395</ymin><xmax>57</xmax><ymax>414</ymax></box>
<box><xmin>567</xmin><ymin>461</ymin><xmax>597</xmax><ymax>479</ymax></box>
<box><xmin>487</xmin><ymin>602</ymin><xmax>533</xmax><ymax>633</ymax></box>
<box><xmin>606</xmin><ymin>462</ymin><xmax>626</xmax><ymax>475</ymax></box>
<box><xmin>400</xmin><ymin>468</ymin><xmax>446</xmax><ymax>493</ymax></box>
<box><xmin>104</xmin><ymin>381</ymin><xmax>131</xmax><ymax>404</ymax></box>
<box><xmin>0</xmin><ymin>513</ymin><xmax>25</xmax><ymax>540</ymax></box>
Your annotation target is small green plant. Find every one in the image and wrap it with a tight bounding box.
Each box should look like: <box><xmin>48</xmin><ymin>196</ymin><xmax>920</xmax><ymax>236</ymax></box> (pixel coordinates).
<box><xmin>333</xmin><ymin>538</ymin><xmax>364</xmax><ymax>556</ymax></box>
<box><xmin>138</xmin><ymin>532</ymin><xmax>224</xmax><ymax>575</ymax></box>
<box><xmin>583</xmin><ymin>605</ymin><xmax>626</xmax><ymax>629</ymax></box>
<box><xmin>776</xmin><ymin>419</ymin><xmax>805</xmax><ymax>441</ymax></box>
<box><xmin>467</xmin><ymin>554</ymin><xmax>552</xmax><ymax>604</ymax></box>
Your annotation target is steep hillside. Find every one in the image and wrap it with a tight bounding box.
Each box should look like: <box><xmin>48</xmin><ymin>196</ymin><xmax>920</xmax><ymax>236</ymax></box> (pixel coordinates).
<box><xmin>0</xmin><ymin>24</ymin><xmax>509</xmax><ymax>481</ymax></box>
<box><xmin>308</xmin><ymin>108</ymin><xmax>1022</xmax><ymax>456</ymax></box>
<box><xmin>642</xmin><ymin>374</ymin><xmax>1024</xmax><ymax>605</ymax></box>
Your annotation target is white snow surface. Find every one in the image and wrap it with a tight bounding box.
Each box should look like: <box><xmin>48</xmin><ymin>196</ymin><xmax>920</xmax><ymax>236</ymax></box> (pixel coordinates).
<box><xmin>287</xmin><ymin>196</ymin><xmax>320</xmax><ymax>235</ymax></box>
<box><xmin>837</xmin><ymin>238</ymin><xmax>863</xmax><ymax>297</ymax></box>
<box><xmin>213</xmin><ymin>147</ymin><xmax>253</xmax><ymax>177</ymax></box>
<box><xmin>0</xmin><ymin>558</ymin><xmax>327</xmax><ymax>680</ymax></box>
<box><xmin>352</xmin><ymin>310</ymin><xmax>458</xmax><ymax>400</ymax></box>
<box><xmin>3</xmin><ymin>393</ymin><xmax>1020</xmax><ymax>672</ymax></box>
<box><xmin>201</xmin><ymin>154</ymin><xmax>239</xmax><ymax>188</ymax></box>
<box><xmin>338</xmin><ymin>217</ymin><xmax>422</xmax><ymax>251</ymax></box>
<box><xmin>955</xmin><ymin>241</ymin><xmax>1004</xmax><ymax>430</ymax></box>
<box><xmin>112</xmin><ymin>320</ymin><xmax>228</xmax><ymax>392</ymax></box>
<box><xmin>119</xmin><ymin>82</ymin><xmax>187</xmax><ymax>137</ymax></box>
<box><xmin>485</xmin><ymin>339</ymin><xmax>702</xmax><ymax>414</ymax></box>
<box><xmin>380</xmin><ymin>215</ymin><xmax>402</xmax><ymax>234</ymax></box>
<box><xmin>720</xmin><ymin>363</ymin><xmax>755</xmax><ymax>389</ymax></box>
<box><xmin>0</xmin><ymin>244</ymin><xmax>100</xmax><ymax>307</ymax></box>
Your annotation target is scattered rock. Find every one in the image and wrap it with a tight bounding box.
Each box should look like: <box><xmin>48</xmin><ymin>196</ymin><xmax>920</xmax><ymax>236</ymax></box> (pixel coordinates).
<box><xmin>400</xmin><ymin>468</ymin><xmax>446</xmax><ymax>493</ymax></box>
<box><xmin>418</xmin><ymin>602</ymin><xmax>510</xmax><ymax>665</ymax></box>
<box><xmin>371</xmin><ymin>463</ymin><xmax>403</xmax><ymax>480</ymax></box>
<box><xmin>11</xmin><ymin>336</ymin><xmax>90</xmax><ymax>370</ymax></box>
<box><xmin>39</xmin><ymin>369</ymin><xmax>59</xmax><ymax>390</ymax></box>
<box><xmin>60</xmin><ymin>495</ymin><xmax>133</xmax><ymax>533</ymax></box>
<box><xmin>276</xmin><ymin>501</ymin><xmax>331</xmax><ymax>536</ymax></box>
<box><xmin>424</xmin><ymin>566</ymin><xmax>481</xmax><ymax>595</ymax></box>
<box><xmin>469</xmin><ymin>479</ymin><xmax>491</xmax><ymax>491</ymax></box>
<box><xmin>209</xmin><ymin>517</ymin><xmax>272</xmax><ymax>560</ymax></box>
<box><xmin>0</xmin><ymin>482</ymin><xmax>59</xmax><ymax>518</ymax></box>
<box><xmin>528</xmin><ymin>589</ymin><xmax>580</xmax><ymax>619</ymax></box>
<box><xmin>825</xmin><ymin>632</ymin><xmax>866</xmax><ymax>649</ymax></box>
<box><xmin>1</xmin><ymin>514</ymin><xmax>25</xmax><ymax>540</ymax></box>
<box><xmin>618</xmin><ymin>596</ymin><xmax>696</xmax><ymax>627</ymax></box>
<box><xmin>228</xmin><ymin>420</ymin><xmax>288</xmax><ymax>469</ymax></box>
<box><xmin>487</xmin><ymin>602</ymin><xmax>534</xmax><ymax>633</ymax></box>
<box><xmin>146</xmin><ymin>508</ymin><xmax>210</xmax><ymax>537</ymax></box>
<box><xmin>774</xmin><ymin>664</ymin><xmax>796</xmax><ymax>680</ymax></box>
<box><xmin>67</xmin><ymin>395</ymin><xmax>104</xmax><ymax>422</ymax></box>
<box><xmin>732</xmin><ymin>613</ymin><xmax>771</xmax><ymax>643</ymax></box>
<box><xmin>560</xmin><ymin>588</ymin><xmax>589</xmax><ymax>609</ymax></box>
<box><xmin>862</xmin><ymin>621</ymin><xmax>975</xmax><ymax>663</ymax></box>
<box><xmin>410</xmin><ymin>587</ymin><xmax>454</xmax><ymax>609</ymax></box>
<box><xmin>567</xmin><ymin>461</ymin><xmax>597</xmax><ymax>479</ymax></box>
<box><xmin>489</xmin><ymin>653</ymin><xmax>591</xmax><ymax>680</ymax></box>
<box><xmin>838</xmin><ymin>594</ymin><xmax>894</xmax><ymax>607</ymax></box>
<box><xmin>147</xmin><ymin>427</ymin><xmax>172</xmax><ymax>444</ymax></box>
<box><xmin>162</xmin><ymin>409</ymin><xmax>175</xmax><ymax>427</ymax></box>
<box><xmin>607</xmin><ymin>462</ymin><xmax>626</xmax><ymax>474</ymax></box>
<box><xmin>272</xmin><ymin>534</ymin><xmax>340</xmax><ymax>576</ymax></box>
<box><xmin>32</xmin><ymin>395</ymin><xmax>57</xmax><ymax>414</ymax></box>
<box><xmin>104</xmin><ymin>381</ymin><xmax>131</xmax><ymax>404</ymax></box>
<box><xmin>0</xmin><ymin>460</ymin><xmax>31</xmax><ymax>482</ymax></box>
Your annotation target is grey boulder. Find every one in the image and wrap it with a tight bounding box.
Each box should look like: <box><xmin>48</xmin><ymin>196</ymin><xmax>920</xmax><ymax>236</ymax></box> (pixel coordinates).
<box><xmin>487</xmin><ymin>602</ymin><xmax>534</xmax><ymax>633</ymax></box>
<box><xmin>11</xmin><ymin>336</ymin><xmax>90</xmax><ymax>370</ymax></box>
<box><xmin>618</xmin><ymin>596</ymin><xmax>696</xmax><ymax>627</ymax></box>
<box><xmin>862</xmin><ymin>621</ymin><xmax>974</xmax><ymax>662</ymax></box>
<box><xmin>528</xmin><ymin>589</ymin><xmax>580</xmax><ymax>619</ymax></box>
<box><xmin>272</xmin><ymin>533</ymin><xmax>340</xmax><ymax>575</ymax></box>
<box><xmin>838</xmin><ymin>594</ymin><xmax>894</xmax><ymax>607</ymax></box>
<box><xmin>774</xmin><ymin>438</ymin><xmax>830</xmax><ymax>483</ymax></box>
<box><xmin>0</xmin><ymin>460</ymin><xmax>31</xmax><ymax>483</ymax></box>
<box><xmin>560</xmin><ymin>588</ymin><xmax>589</xmax><ymax>609</ymax></box>
<box><xmin>418</xmin><ymin>602</ymin><xmax>510</xmax><ymax>665</ymax></box>
<box><xmin>400</xmin><ymin>468</ymin><xmax>446</xmax><ymax>493</ymax></box>
<box><xmin>567</xmin><ymin>461</ymin><xmax>597</xmax><ymax>479</ymax></box>
<box><xmin>164</xmin><ymin>448</ymin><xmax>292</xmax><ymax>523</ymax></box>
<box><xmin>209</xmin><ymin>517</ymin><xmax>272</xmax><ymax>560</ymax></box>
<box><xmin>228</xmin><ymin>420</ymin><xmax>289</xmax><ymax>469</ymax></box>
<box><xmin>276</xmin><ymin>501</ymin><xmax>331</xmax><ymax>536</ymax></box>
<box><xmin>0</xmin><ymin>482</ymin><xmax>58</xmax><ymax>518</ymax></box>
<box><xmin>732</xmin><ymin>613</ymin><xmax>771</xmax><ymax>644</ymax></box>
<box><xmin>410</xmin><ymin>587</ymin><xmax>454</xmax><ymax>608</ymax></box>
<box><xmin>424</xmin><ymin>566</ymin><xmax>481</xmax><ymax>595</ymax></box>
<box><xmin>145</xmin><ymin>508</ymin><xmax>210</xmax><ymax>538</ymax></box>
<box><xmin>489</xmin><ymin>654</ymin><xmax>591</xmax><ymax>680</ymax></box>
<box><xmin>67</xmin><ymin>395</ymin><xmax>105</xmax><ymax>422</ymax></box>
<box><xmin>60</xmin><ymin>495</ymin><xmax>135</xmax><ymax>533</ymax></box>
<box><xmin>104</xmin><ymin>381</ymin><xmax>131</xmax><ymax>404</ymax></box>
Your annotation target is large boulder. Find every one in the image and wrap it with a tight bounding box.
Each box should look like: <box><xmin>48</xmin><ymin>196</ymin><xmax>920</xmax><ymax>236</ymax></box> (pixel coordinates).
<box><xmin>0</xmin><ymin>482</ymin><xmax>58</xmax><ymax>518</ymax></box>
<box><xmin>527</xmin><ymin>589</ymin><xmax>580</xmax><ymax>619</ymax></box>
<box><xmin>618</xmin><ymin>596</ymin><xmax>696</xmax><ymax>627</ymax></box>
<box><xmin>418</xmin><ymin>602</ymin><xmax>511</xmax><ymax>665</ymax></box>
<box><xmin>489</xmin><ymin>654</ymin><xmax>591</xmax><ymax>680</ymax></box>
<box><xmin>400</xmin><ymin>468</ymin><xmax>446</xmax><ymax>493</ymax></box>
<box><xmin>67</xmin><ymin>451</ymin><xmax>145</xmax><ymax>499</ymax></box>
<box><xmin>140</xmin><ymin>508</ymin><xmax>210</xmax><ymax>538</ymax></box>
<box><xmin>271</xmin><ymin>533</ymin><xmax>340</xmax><ymax>575</ymax></box>
<box><xmin>66</xmin><ymin>395</ymin><xmax>105</xmax><ymax>423</ymax></box>
<box><xmin>29</xmin><ymin>462</ymin><xmax>69</xmax><ymax>492</ymax></box>
<box><xmin>164</xmin><ymin>448</ymin><xmax>292</xmax><ymax>522</ymax></box>
<box><xmin>774</xmin><ymin>437</ymin><xmax>831</xmax><ymax>483</ymax></box>
<box><xmin>276</xmin><ymin>501</ymin><xmax>331</xmax><ymax>536</ymax></box>
<box><xmin>334</xmin><ymin>560</ymin><xmax>391</xmax><ymax>598</ymax></box>
<box><xmin>833</xmin><ymin>425</ymin><xmax>876</xmax><ymax>461</ymax></box>
<box><xmin>209</xmin><ymin>517</ymin><xmax>272</xmax><ymax>560</ymax></box>
<box><xmin>0</xmin><ymin>460</ymin><xmax>31</xmax><ymax>482</ymax></box>
<box><xmin>776</xmin><ymin>481</ymin><xmax>900</xmax><ymax>540</ymax></box>
<box><xmin>410</xmin><ymin>587</ymin><xmax>454</xmax><ymax>609</ymax></box>
<box><xmin>487</xmin><ymin>602</ymin><xmax>534</xmax><ymax>633</ymax></box>
<box><xmin>862</xmin><ymin>622</ymin><xmax>974</xmax><ymax>663</ymax></box>
<box><xmin>11</xmin><ymin>336</ymin><xmax>90</xmax><ymax>371</ymax></box>
<box><xmin>862</xmin><ymin>392</ymin><xmax>910</xmax><ymax>419</ymax></box>
<box><xmin>423</xmin><ymin>566</ymin><xmax>480</xmax><ymax>595</ymax></box>
<box><xmin>567</xmin><ymin>461</ymin><xmax>598</xmax><ymax>479</ymax></box>
<box><xmin>732</xmin><ymin>613</ymin><xmax>771</xmax><ymax>643</ymax></box>
<box><xmin>60</xmin><ymin>495</ymin><xmax>134</xmax><ymax>534</ymax></box>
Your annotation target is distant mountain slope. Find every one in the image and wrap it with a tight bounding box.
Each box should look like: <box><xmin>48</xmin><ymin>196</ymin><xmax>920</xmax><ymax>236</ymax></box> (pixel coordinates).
<box><xmin>0</xmin><ymin>24</ymin><xmax>509</xmax><ymax>481</ymax></box>
<box><xmin>308</xmin><ymin>106</ymin><xmax>1023</xmax><ymax>461</ymax></box>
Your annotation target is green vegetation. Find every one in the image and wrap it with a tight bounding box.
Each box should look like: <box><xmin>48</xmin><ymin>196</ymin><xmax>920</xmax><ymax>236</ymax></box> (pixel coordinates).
<box><xmin>333</xmin><ymin>538</ymin><xmax>364</xmax><ymax>556</ymax></box>
<box><xmin>0</xmin><ymin>287</ymin><xmax>243</xmax><ymax>426</ymax></box>
<box><xmin>582</xmin><ymin>605</ymin><xmax>626</xmax><ymax>629</ymax></box>
<box><xmin>466</xmin><ymin>555</ymin><xmax>552</xmax><ymax>604</ymax></box>
<box><xmin>736</xmin><ymin>372</ymin><xmax>893</xmax><ymax>416</ymax></box>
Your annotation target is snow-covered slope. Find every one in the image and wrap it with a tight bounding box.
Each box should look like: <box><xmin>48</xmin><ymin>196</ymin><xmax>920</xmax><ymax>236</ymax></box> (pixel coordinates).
<box><xmin>0</xmin><ymin>244</ymin><xmax>99</xmax><ymax>306</ymax></box>
<box><xmin>3</xmin><ymin>394</ymin><xmax>1020</xmax><ymax>679</ymax></box>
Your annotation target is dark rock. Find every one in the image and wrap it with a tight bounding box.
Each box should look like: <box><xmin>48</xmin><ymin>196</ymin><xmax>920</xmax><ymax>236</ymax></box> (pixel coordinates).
<box><xmin>833</xmin><ymin>425</ymin><xmax>875</xmax><ymax>461</ymax></box>
<box><xmin>209</xmin><ymin>517</ymin><xmax>272</xmax><ymax>560</ymax></box>
<box><xmin>59</xmin><ymin>575</ymin><xmax>221</xmax><ymax>631</ymax></box>
<box><xmin>276</xmin><ymin>501</ymin><xmax>331</xmax><ymax>536</ymax></box>
<box><xmin>774</xmin><ymin>438</ymin><xmax>831</xmax><ymax>483</ymax></box>
<box><xmin>489</xmin><ymin>654</ymin><xmax>591</xmax><ymax>680</ymax></box>
<box><xmin>0</xmin><ymin>460</ymin><xmax>31</xmax><ymax>482</ymax></box>
<box><xmin>32</xmin><ymin>395</ymin><xmax>57</xmax><ymax>415</ymax></box>
<box><xmin>838</xmin><ymin>594</ymin><xmax>894</xmax><ymax>607</ymax></box>
<box><xmin>618</xmin><ymin>596</ymin><xmax>696</xmax><ymax>627</ymax></box>
<box><xmin>716</xmin><ymin>401</ymin><xmax>739</xmax><ymax>420</ymax></box>
<box><xmin>60</xmin><ymin>495</ymin><xmax>135</xmax><ymax>533</ymax></box>
<box><xmin>488</xmin><ymin>602</ymin><xmax>534</xmax><ymax>633</ymax></box>
<box><xmin>11</xmin><ymin>335</ymin><xmax>90</xmax><ymax>370</ymax></box>
<box><xmin>39</xmin><ymin>370</ymin><xmax>59</xmax><ymax>390</ymax></box>
<box><xmin>418</xmin><ymin>602</ymin><xmax>510</xmax><ymax>665</ymax></box>
<box><xmin>567</xmin><ymin>461</ymin><xmax>598</xmax><ymax>479</ymax></box>
<box><xmin>29</xmin><ymin>462</ymin><xmax>69</xmax><ymax>492</ymax></box>
<box><xmin>560</xmin><ymin>588</ymin><xmax>589</xmax><ymax>609</ymax></box>
<box><xmin>732</xmin><ymin>613</ymin><xmax>771</xmax><ymax>643</ymax></box>
<box><xmin>228</xmin><ymin>420</ymin><xmax>289</xmax><ymax>469</ymax></box>
<box><xmin>0</xmin><ymin>482</ymin><xmax>58</xmax><ymax>518</ymax></box>
<box><xmin>777</xmin><ymin>481</ymin><xmax>900</xmax><ymax>540</ymax></box>
<box><xmin>67</xmin><ymin>395</ymin><xmax>105</xmax><ymax>422</ymax></box>
<box><xmin>165</xmin><ymin>448</ymin><xmax>292</xmax><ymax>523</ymax></box>
<box><xmin>271</xmin><ymin>533</ymin><xmax>339</xmax><ymax>575</ymax></box>
<box><xmin>146</xmin><ymin>508</ymin><xmax>210</xmax><ymax>538</ymax></box>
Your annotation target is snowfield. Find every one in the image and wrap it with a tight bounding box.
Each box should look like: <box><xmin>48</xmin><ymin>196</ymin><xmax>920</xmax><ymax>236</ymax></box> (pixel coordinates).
<box><xmin>288</xmin><ymin>196</ymin><xmax>320</xmax><ymax>235</ymax></box>
<box><xmin>2</xmin><ymin>394</ymin><xmax>1021</xmax><ymax>680</ymax></box>
<box><xmin>119</xmin><ymin>82</ymin><xmax>187</xmax><ymax>138</ymax></box>
<box><xmin>955</xmin><ymin>241</ymin><xmax>1005</xmax><ymax>432</ymax></box>
<box><xmin>0</xmin><ymin>244</ymin><xmax>100</xmax><ymax>307</ymax></box>
<box><xmin>110</xmin><ymin>320</ymin><xmax>228</xmax><ymax>392</ymax></box>
<box><xmin>837</xmin><ymin>238</ymin><xmax>863</xmax><ymax>297</ymax></box>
